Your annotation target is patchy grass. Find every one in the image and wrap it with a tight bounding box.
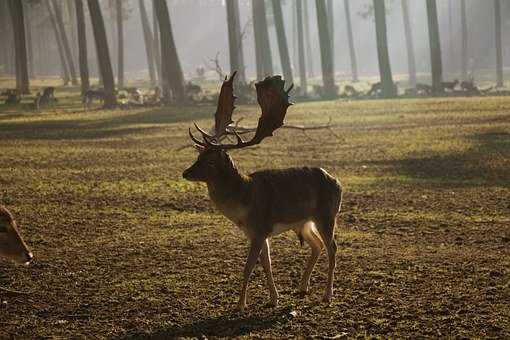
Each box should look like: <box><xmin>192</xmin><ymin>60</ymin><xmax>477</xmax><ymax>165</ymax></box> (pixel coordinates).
<box><xmin>0</xmin><ymin>90</ymin><xmax>509</xmax><ymax>338</ymax></box>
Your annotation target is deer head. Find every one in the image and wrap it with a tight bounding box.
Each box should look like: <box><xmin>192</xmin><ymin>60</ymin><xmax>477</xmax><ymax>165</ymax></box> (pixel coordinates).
<box><xmin>0</xmin><ymin>206</ymin><xmax>33</xmax><ymax>265</ymax></box>
<box><xmin>183</xmin><ymin>72</ymin><xmax>293</xmax><ymax>183</ymax></box>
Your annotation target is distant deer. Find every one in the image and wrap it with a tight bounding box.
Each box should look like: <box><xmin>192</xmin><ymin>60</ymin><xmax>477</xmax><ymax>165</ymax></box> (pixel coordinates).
<box><xmin>441</xmin><ymin>79</ymin><xmax>459</xmax><ymax>92</ymax></box>
<box><xmin>183</xmin><ymin>73</ymin><xmax>343</xmax><ymax>313</ymax></box>
<box><xmin>0</xmin><ymin>205</ymin><xmax>33</xmax><ymax>265</ymax></box>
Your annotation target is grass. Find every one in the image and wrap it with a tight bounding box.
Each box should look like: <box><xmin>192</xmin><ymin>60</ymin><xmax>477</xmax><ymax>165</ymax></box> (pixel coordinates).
<box><xmin>0</xmin><ymin>87</ymin><xmax>509</xmax><ymax>338</ymax></box>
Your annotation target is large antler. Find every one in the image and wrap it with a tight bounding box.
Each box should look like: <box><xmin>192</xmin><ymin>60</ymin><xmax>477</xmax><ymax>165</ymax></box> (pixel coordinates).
<box><xmin>214</xmin><ymin>71</ymin><xmax>236</xmax><ymax>137</ymax></box>
<box><xmin>189</xmin><ymin>75</ymin><xmax>293</xmax><ymax>150</ymax></box>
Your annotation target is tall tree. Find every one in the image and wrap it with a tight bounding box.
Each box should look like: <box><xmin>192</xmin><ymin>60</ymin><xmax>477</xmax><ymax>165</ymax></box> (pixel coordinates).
<box><xmin>45</xmin><ymin>0</ymin><xmax>70</xmax><ymax>84</ymax></box>
<box><xmin>152</xmin><ymin>1</ymin><xmax>162</xmax><ymax>85</ymax></box>
<box><xmin>448</xmin><ymin>0</ymin><xmax>455</xmax><ymax>74</ymax></box>
<box><xmin>75</xmin><ymin>0</ymin><xmax>90</xmax><ymax>95</ymax></box>
<box><xmin>271</xmin><ymin>0</ymin><xmax>293</xmax><ymax>85</ymax></box>
<box><xmin>252</xmin><ymin>0</ymin><xmax>273</xmax><ymax>79</ymax></box>
<box><xmin>139</xmin><ymin>0</ymin><xmax>156</xmax><ymax>86</ymax></box>
<box><xmin>460</xmin><ymin>0</ymin><xmax>468</xmax><ymax>80</ymax></box>
<box><xmin>116</xmin><ymin>0</ymin><xmax>124</xmax><ymax>88</ymax></box>
<box><xmin>303</xmin><ymin>0</ymin><xmax>313</xmax><ymax>77</ymax></box>
<box><xmin>373</xmin><ymin>0</ymin><xmax>395</xmax><ymax>98</ymax></box>
<box><xmin>7</xmin><ymin>0</ymin><xmax>29</xmax><ymax>93</ymax></box>
<box><xmin>315</xmin><ymin>0</ymin><xmax>335</xmax><ymax>98</ymax></box>
<box><xmin>51</xmin><ymin>0</ymin><xmax>78</xmax><ymax>85</ymax></box>
<box><xmin>494</xmin><ymin>0</ymin><xmax>503</xmax><ymax>87</ymax></box>
<box><xmin>154</xmin><ymin>0</ymin><xmax>185</xmax><ymax>102</ymax></box>
<box><xmin>296</xmin><ymin>0</ymin><xmax>307</xmax><ymax>96</ymax></box>
<box><xmin>226</xmin><ymin>0</ymin><xmax>246</xmax><ymax>83</ymax></box>
<box><xmin>426</xmin><ymin>0</ymin><xmax>443</xmax><ymax>93</ymax></box>
<box><xmin>401</xmin><ymin>0</ymin><xmax>416</xmax><ymax>87</ymax></box>
<box><xmin>22</xmin><ymin>2</ymin><xmax>34</xmax><ymax>79</ymax></box>
<box><xmin>343</xmin><ymin>0</ymin><xmax>358</xmax><ymax>82</ymax></box>
<box><xmin>327</xmin><ymin>0</ymin><xmax>334</xmax><ymax>74</ymax></box>
<box><xmin>87</xmin><ymin>0</ymin><xmax>117</xmax><ymax>108</ymax></box>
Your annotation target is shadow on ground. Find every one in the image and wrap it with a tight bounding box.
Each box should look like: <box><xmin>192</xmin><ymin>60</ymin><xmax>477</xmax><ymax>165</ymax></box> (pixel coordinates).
<box><xmin>122</xmin><ymin>308</ymin><xmax>293</xmax><ymax>339</ymax></box>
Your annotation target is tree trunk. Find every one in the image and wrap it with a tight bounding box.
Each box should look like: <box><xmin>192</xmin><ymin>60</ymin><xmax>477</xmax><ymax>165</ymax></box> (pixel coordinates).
<box><xmin>303</xmin><ymin>0</ymin><xmax>313</xmax><ymax>77</ymax></box>
<box><xmin>271</xmin><ymin>0</ymin><xmax>293</xmax><ymax>85</ymax></box>
<box><xmin>226</xmin><ymin>0</ymin><xmax>246</xmax><ymax>83</ymax></box>
<box><xmin>46</xmin><ymin>0</ymin><xmax>70</xmax><ymax>85</ymax></box>
<box><xmin>252</xmin><ymin>0</ymin><xmax>263</xmax><ymax>79</ymax></box>
<box><xmin>87</xmin><ymin>0</ymin><xmax>117</xmax><ymax>108</ymax></box>
<box><xmin>22</xmin><ymin>2</ymin><xmax>34</xmax><ymax>79</ymax></box>
<box><xmin>154</xmin><ymin>0</ymin><xmax>185</xmax><ymax>102</ymax></box>
<box><xmin>8</xmin><ymin>0</ymin><xmax>30</xmax><ymax>94</ymax></box>
<box><xmin>494</xmin><ymin>0</ymin><xmax>503</xmax><ymax>87</ymax></box>
<box><xmin>116</xmin><ymin>0</ymin><xmax>124</xmax><ymax>88</ymax></box>
<box><xmin>152</xmin><ymin>1</ymin><xmax>162</xmax><ymax>85</ymax></box>
<box><xmin>51</xmin><ymin>0</ymin><xmax>78</xmax><ymax>85</ymax></box>
<box><xmin>426</xmin><ymin>0</ymin><xmax>443</xmax><ymax>93</ymax></box>
<box><xmin>139</xmin><ymin>0</ymin><xmax>157</xmax><ymax>86</ymax></box>
<box><xmin>296</xmin><ymin>0</ymin><xmax>307</xmax><ymax>96</ymax></box>
<box><xmin>448</xmin><ymin>0</ymin><xmax>454</xmax><ymax>75</ymax></box>
<box><xmin>254</xmin><ymin>0</ymin><xmax>272</xmax><ymax>77</ymax></box>
<box><xmin>344</xmin><ymin>0</ymin><xmax>358</xmax><ymax>82</ymax></box>
<box><xmin>327</xmin><ymin>0</ymin><xmax>334</xmax><ymax>74</ymax></box>
<box><xmin>315</xmin><ymin>0</ymin><xmax>336</xmax><ymax>98</ymax></box>
<box><xmin>373</xmin><ymin>0</ymin><xmax>395</xmax><ymax>98</ymax></box>
<box><xmin>401</xmin><ymin>0</ymin><xmax>416</xmax><ymax>87</ymax></box>
<box><xmin>75</xmin><ymin>0</ymin><xmax>90</xmax><ymax>95</ymax></box>
<box><xmin>460</xmin><ymin>0</ymin><xmax>468</xmax><ymax>80</ymax></box>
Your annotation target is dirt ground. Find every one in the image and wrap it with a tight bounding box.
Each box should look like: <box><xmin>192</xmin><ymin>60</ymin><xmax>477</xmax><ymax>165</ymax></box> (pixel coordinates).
<box><xmin>0</xmin><ymin>93</ymin><xmax>509</xmax><ymax>338</ymax></box>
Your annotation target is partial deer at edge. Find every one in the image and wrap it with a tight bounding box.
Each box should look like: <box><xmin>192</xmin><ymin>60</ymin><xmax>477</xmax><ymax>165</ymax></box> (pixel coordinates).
<box><xmin>183</xmin><ymin>73</ymin><xmax>343</xmax><ymax>313</ymax></box>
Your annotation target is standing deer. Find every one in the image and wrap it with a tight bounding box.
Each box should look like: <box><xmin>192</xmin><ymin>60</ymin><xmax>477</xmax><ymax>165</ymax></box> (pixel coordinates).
<box><xmin>0</xmin><ymin>205</ymin><xmax>33</xmax><ymax>265</ymax></box>
<box><xmin>183</xmin><ymin>73</ymin><xmax>342</xmax><ymax>312</ymax></box>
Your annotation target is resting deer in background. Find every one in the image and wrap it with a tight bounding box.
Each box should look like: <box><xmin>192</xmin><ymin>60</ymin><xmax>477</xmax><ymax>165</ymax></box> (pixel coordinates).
<box><xmin>183</xmin><ymin>73</ymin><xmax>342</xmax><ymax>312</ymax></box>
<box><xmin>0</xmin><ymin>205</ymin><xmax>33</xmax><ymax>265</ymax></box>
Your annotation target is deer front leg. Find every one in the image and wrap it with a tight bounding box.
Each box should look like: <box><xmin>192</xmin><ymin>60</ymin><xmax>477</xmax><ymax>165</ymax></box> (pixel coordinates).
<box><xmin>238</xmin><ymin>238</ymin><xmax>264</xmax><ymax>313</ymax></box>
<box><xmin>260</xmin><ymin>239</ymin><xmax>278</xmax><ymax>307</ymax></box>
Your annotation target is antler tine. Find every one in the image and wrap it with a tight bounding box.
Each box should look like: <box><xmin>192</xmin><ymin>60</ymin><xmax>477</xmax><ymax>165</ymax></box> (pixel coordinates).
<box><xmin>188</xmin><ymin>128</ymin><xmax>207</xmax><ymax>147</ymax></box>
<box><xmin>194</xmin><ymin>123</ymin><xmax>214</xmax><ymax>140</ymax></box>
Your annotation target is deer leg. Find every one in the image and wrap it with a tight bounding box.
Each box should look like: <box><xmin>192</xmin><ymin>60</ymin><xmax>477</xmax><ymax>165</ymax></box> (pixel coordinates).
<box><xmin>316</xmin><ymin>218</ymin><xmax>337</xmax><ymax>303</ymax></box>
<box><xmin>238</xmin><ymin>238</ymin><xmax>264</xmax><ymax>313</ymax></box>
<box><xmin>260</xmin><ymin>239</ymin><xmax>278</xmax><ymax>307</ymax></box>
<box><xmin>299</xmin><ymin>222</ymin><xmax>323</xmax><ymax>295</ymax></box>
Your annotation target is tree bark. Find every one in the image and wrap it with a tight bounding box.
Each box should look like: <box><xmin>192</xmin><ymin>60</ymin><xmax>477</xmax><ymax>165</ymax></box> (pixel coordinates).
<box><xmin>327</xmin><ymin>0</ymin><xmax>334</xmax><ymax>74</ymax></box>
<box><xmin>315</xmin><ymin>0</ymin><xmax>336</xmax><ymax>98</ymax></box>
<box><xmin>226</xmin><ymin>0</ymin><xmax>246</xmax><ymax>83</ymax></box>
<box><xmin>494</xmin><ymin>0</ymin><xmax>503</xmax><ymax>87</ymax></box>
<box><xmin>152</xmin><ymin>1</ymin><xmax>162</xmax><ymax>85</ymax></box>
<box><xmin>139</xmin><ymin>0</ymin><xmax>157</xmax><ymax>87</ymax></box>
<box><xmin>303</xmin><ymin>0</ymin><xmax>313</xmax><ymax>77</ymax></box>
<box><xmin>373</xmin><ymin>0</ymin><xmax>395</xmax><ymax>98</ymax></box>
<box><xmin>401</xmin><ymin>0</ymin><xmax>416</xmax><ymax>87</ymax></box>
<box><xmin>8</xmin><ymin>0</ymin><xmax>30</xmax><ymax>94</ymax></box>
<box><xmin>22</xmin><ymin>2</ymin><xmax>34</xmax><ymax>79</ymax></box>
<box><xmin>154</xmin><ymin>0</ymin><xmax>185</xmax><ymax>102</ymax></box>
<box><xmin>271</xmin><ymin>0</ymin><xmax>293</xmax><ymax>85</ymax></box>
<box><xmin>75</xmin><ymin>0</ymin><xmax>90</xmax><ymax>95</ymax></box>
<box><xmin>426</xmin><ymin>0</ymin><xmax>443</xmax><ymax>93</ymax></box>
<box><xmin>344</xmin><ymin>0</ymin><xmax>358</xmax><ymax>82</ymax></box>
<box><xmin>460</xmin><ymin>0</ymin><xmax>468</xmax><ymax>80</ymax></box>
<box><xmin>87</xmin><ymin>0</ymin><xmax>117</xmax><ymax>108</ymax></box>
<box><xmin>116</xmin><ymin>0</ymin><xmax>124</xmax><ymax>88</ymax></box>
<box><xmin>45</xmin><ymin>0</ymin><xmax>70</xmax><ymax>85</ymax></box>
<box><xmin>51</xmin><ymin>0</ymin><xmax>78</xmax><ymax>85</ymax></box>
<box><xmin>296</xmin><ymin>0</ymin><xmax>307</xmax><ymax>96</ymax></box>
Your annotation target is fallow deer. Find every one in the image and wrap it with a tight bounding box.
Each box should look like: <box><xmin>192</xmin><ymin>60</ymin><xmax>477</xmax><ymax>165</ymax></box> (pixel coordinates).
<box><xmin>0</xmin><ymin>205</ymin><xmax>33</xmax><ymax>265</ymax></box>
<box><xmin>183</xmin><ymin>73</ymin><xmax>342</xmax><ymax>313</ymax></box>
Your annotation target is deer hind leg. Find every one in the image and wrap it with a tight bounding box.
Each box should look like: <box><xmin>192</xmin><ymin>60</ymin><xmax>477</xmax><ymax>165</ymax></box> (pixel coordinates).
<box><xmin>260</xmin><ymin>239</ymin><xmax>278</xmax><ymax>307</ymax></box>
<box><xmin>298</xmin><ymin>222</ymin><xmax>324</xmax><ymax>295</ymax></box>
<box><xmin>315</xmin><ymin>216</ymin><xmax>338</xmax><ymax>303</ymax></box>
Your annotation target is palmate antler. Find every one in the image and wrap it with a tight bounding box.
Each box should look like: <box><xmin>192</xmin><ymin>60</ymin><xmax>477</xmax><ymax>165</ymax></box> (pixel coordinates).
<box><xmin>189</xmin><ymin>73</ymin><xmax>293</xmax><ymax>150</ymax></box>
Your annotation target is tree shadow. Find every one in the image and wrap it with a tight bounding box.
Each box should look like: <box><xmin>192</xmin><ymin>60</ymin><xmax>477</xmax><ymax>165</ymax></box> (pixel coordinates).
<box><xmin>0</xmin><ymin>106</ymin><xmax>215</xmax><ymax>141</ymax></box>
<box><xmin>121</xmin><ymin>307</ymin><xmax>293</xmax><ymax>339</ymax></box>
<box><xmin>366</xmin><ymin>131</ymin><xmax>510</xmax><ymax>188</ymax></box>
